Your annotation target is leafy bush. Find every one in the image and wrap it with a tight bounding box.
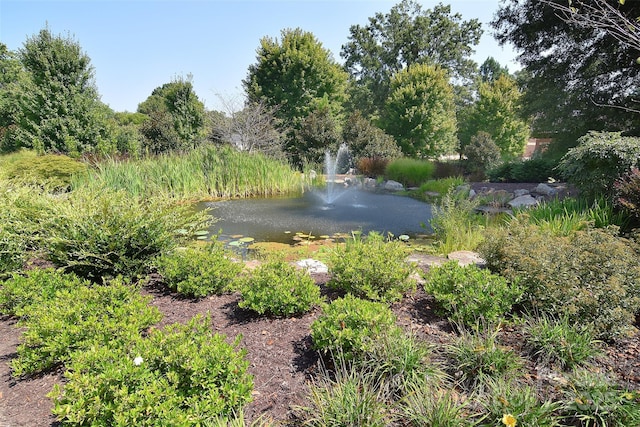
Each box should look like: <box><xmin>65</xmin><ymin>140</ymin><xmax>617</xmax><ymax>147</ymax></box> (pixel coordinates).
<box><xmin>328</xmin><ymin>232</ymin><xmax>415</xmax><ymax>302</ymax></box>
<box><xmin>523</xmin><ymin>314</ymin><xmax>601</xmax><ymax>370</ymax></box>
<box><xmin>238</xmin><ymin>260</ymin><xmax>323</xmax><ymax>317</ymax></box>
<box><xmin>446</xmin><ymin>325</ymin><xmax>524</xmax><ymax>389</ymax></box>
<box><xmin>425</xmin><ymin>261</ymin><xmax>522</xmax><ymax>326</ymax></box>
<box><xmin>475</xmin><ymin>377</ymin><xmax>560</xmax><ymax>427</ymax></box>
<box><xmin>557</xmin><ymin>131</ymin><xmax>640</xmax><ymax>200</ymax></box>
<box><xmin>50</xmin><ymin>314</ymin><xmax>254</xmax><ymax>426</ymax></box>
<box><xmin>487</xmin><ymin>157</ymin><xmax>559</xmax><ymax>183</ymax></box>
<box><xmin>41</xmin><ymin>188</ymin><xmax>209</xmax><ymax>281</ymax></box>
<box><xmin>463</xmin><ymin>131</ymin><xmax>501</xmax><ymax>177</ymax></box>
<box><xmin>0</xmin><ymin>224</ymin><xmax>26</xmax><ymax>277</ymax></box>
<box><xmin>560</xmin><ymin>369</ymin><xmax>640</xmax><ymax>427</ymax></box>
<box><xmin>479</xmin><ymin>218</ymin><xmax>640</xmax><ymax>339</ymax></box>
<box><xmin>429</xmin><ymin>189</ymin><xmax>486</xmax><ymax>254</ymax></box>
<box><xmin>0</xmin><ymin>269</ymin><xmax>86</xmax><ymax>317</ymax></box>
<box><xmin>615</xmin><ymin>167</ymin><xmax>640</xmax><ymax>224</ymax></box>
<box><xmin>1</xmin><ymin>151</ymin><xmax>87</xmax><ymax>191</ymax></box>
<box><xmin>311</xmin><ymin>294</ymin><xmax>398</xmax><ymax>359</ymax></box>
<box><xmin>12</xmin><ymin>279</ymin><xmax>162</xmax><ymax>377</ymax></box>
<box><xmin>357</xmin><ymin>157</ymin><xmax>389</xmax><ymax>178</ymax></box>
<box><xmin>155</xmin><ymin>243</ymin><xmax>242</xmax><ymax>298</ymax></box>
<box><xmin>385</xmin><ymin>157</ymin><xmax>435</xmax><ymax>187</ymax></box>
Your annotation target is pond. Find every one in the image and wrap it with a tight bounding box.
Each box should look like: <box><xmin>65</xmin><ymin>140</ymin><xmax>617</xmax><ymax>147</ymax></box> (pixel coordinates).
<box><xmin>199</xmin><ymin>189</ymin><xmax>433</xmax><ymax>244</ymax></box>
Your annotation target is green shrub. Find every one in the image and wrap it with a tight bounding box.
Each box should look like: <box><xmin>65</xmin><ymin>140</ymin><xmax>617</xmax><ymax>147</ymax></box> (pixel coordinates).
<box><xmin>0</xmin><ymin>269</ymin><xmax>87</xmax><ymax>317</ymax></box>
<box><xmin>557</xmin><ymin>131</ymin><xmax>640</xmax><ymax>200</ymax></box>
<box><xmin>238</xmin><ymin>260</ymin><xmax>323</xmax><ymax>317</ymax></box>
<box><xmin>523</xmin><ymin>314</ymin><xmax>601</xmax><ymax>370</ymax></box>
<box><xmin>155</xmin><ymin>242</ymin><xmax>242</xmax><ymax>298</ymax></box>
<box><xmin>2</xmin><ymin>151</ymin><xmax>87</xmax><ymax>191</ymax></box>
<box><xmin>41</xmin><ymin>188</ymin><xmax>209</xmax><ymax>281</ymax></box>
<box><xmin>311</xmin><ymin>294</ymin><xmax>398</xmax><ymax>359</ymax></box>
<box><xmin>419</xmin><ymin>176</ymin><xmax>466</xmax><ymax>198</ymax></box>
<box><xmin>425</xmin><ymin>261</ymin><xmax>522</xmax><ymax>326</ymax></box>
<box><xmin>487</xmin><ymin>157</ymin><xmax>559</xmax><ymax>183</ymax></box>
<box><xmin>446</xmin><ymin>325</ymin><xmax>524</xmax><ymax>389</ymax></box>
<box><xmin>475</xmin><ymin>377</ymin><xmax>560</xmax><ymax>427</ymax></box>
<box><xmin>396</xmin><ymin>384</ymin><xmax>470</xmax><ymax>427</ymax></box>
<box><xmin>463</xmin><ymin>131</ymin><xmax>501</xmax><ymax>177</ymax></box>
<box><xmin>480</xmin><ymin>218</ymin><xmax>640</xmax><ymax>339</ymax></box>
<box><xmin>429</xmin><ymin>189</ymin><xmax>486</xmax><ymax>254</ymax></box>
<box><xmin>385</xmin><ymin>157</ymin><xmax>435</xmax><ymax>187</ymax></box>
<box><xmin>49</xmin><ymin>314</ymin><xmax>253</xmax><ymax>426</ymax></box>
<box><xmin>560</xmin><ymin>369</ymin><xmax>640</xmax><ymax>427</ymax></box>
<box><xmin>0</xmin><ymin>225</ymin><xmax>26</xmax><ymax>277</ymax></box>
<box><xmin>328</xmin><ymin>232</ymin><xmax>415</xmax><ymax>302</ymax></box>
<box><xmin>12</xmin><ymin>279</ymin><xmax>162</xmax><ymax>377</ymax></box>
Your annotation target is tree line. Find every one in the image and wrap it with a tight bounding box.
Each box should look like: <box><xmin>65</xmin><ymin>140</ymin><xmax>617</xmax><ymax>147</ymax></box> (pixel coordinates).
<box><xmin>0</xmin><ymin>0</ymin><xmax>637</xmax><ymax>169</ymax></box>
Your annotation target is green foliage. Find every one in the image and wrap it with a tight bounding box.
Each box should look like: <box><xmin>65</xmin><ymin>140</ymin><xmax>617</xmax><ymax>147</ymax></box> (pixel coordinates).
<box><xmin>615</xmin><ymin>167</ymin><xmax>640</xmax><ymax>223</ymax></box>
<box><xmin>12</xmin><ymin>279</ymin><xmax>161</xmax><ymax>377</ymax></box>
<box><xmin>479</xmin><ymin>218</ymin><xmax>640</xmax><ymax>339</ymax></box>
<box><xmin>292</xmin><ymin>105</ymin><xmax>341</xmax><ymax>166</ymax></box>
<box><xmin>380</xmin><ymin>63</ymin><xmax>458</xmax><ymax>158</ymax></box>
<box><xmin>49</xmin><ymin>314</ymin><xmax>253</xmax><ymax>426</ymax></box>
<box><xmin>341</xmin><ymin>0</ymin><xmax>482</xmax><ymax>117</ymax></box>
<box><xmin>560</xmin><ymin>369</ymin><xmax>640</xmax><ymax>427</ymax></box>
<box><xmin>138</xmin><ymin>75</ymin><xmax>207</xmax><ymax>154</ymax></box>
<box><xmin>342</xmin><ymin>111</ymin><xmax>401</xmax><ymax>164</ymax></box>
<box><xmin>6</xmin><ymin>27</ymin><xmax>113</xmax><ymax>155</ymax></box>
<box><xmin>429</xmin><ymin>189</ymin><xmax>486</xmax><ymax>254</ymax></box>
<box><xmin>425</xmin><ymin>261</ymin><xmax>522</xmax><ymax>326</ymax></box>
<box><xmin>327</xmin><ymin>232</ymin><xmax>415</xmax><ymax>302</ymax></box>
<box><xmin>73</xmin><ymin>145</ymin><xmax>305</xmax><ymax>201</ymax></box>
<box><xmin>0</xmin><ymin>269</ymin><xmax>86</xmax><ymax>317</ymax></box>
<box><xmin>475</xmin><ymin>377</ymin><xmax>560</xmax><ymax>427</ymax></box>
<box><xmin>523</xmin><ymin>314</ymin><xmax>601</xmax><ymax>371</ymax></box>
<box><xmin>297</xmin><ymin>355</ymin><xmax>390</xmax><ymax>427</ymax></box>
<box><xmin>446</xmin><ymin>325</ymin><xmax>524</xmax><ymax>389</ymax></box>
<box><xmin>384</xmin><ymin>157</ymin><xmax>435</xmax><ymax>187</ymax></box>
<box><xmin>463</xmin><ymin>131</ymin><xmax>501</xmax><ymax>177</ymax></box>
<box><xmin>557</xmin><ymin>131</ymin><xmax>640</xmax><ymax>200</ymax></box>
<box><xmin>238</xmin><ymin>259</ymin><xmax>323</xmax><ymax>317</ymax></box>
<box><xmin>1</xmin><ymin>151</ymin><xmax>87</xmax><ymax>191</ymax></box>
<box><xmin>41</xmin><ymin>188</ymin><xmax>209</xmax><ymax>281</ymax></box>
<box><xmin>418</xmin><ymin>177</ymin><xmax>466</xmax><ymax>198</ymax></box>
<box><xmin>396</xmin><ymin>384</ymin><xmax>470</xmax><ymax>427</ymax></box>
<box><xmin>487</xmin><ymin>157</ymin><xmax>560</xmax><ymax>183</ymax></box>
<box><xmin>310</xmin><ymin>294</ymin><xmax>398</xmax><ymax>359</ymax></box>
<box><xmin>155</xmin><ymin>243</ymin><xmax>242</xmax><ymax>298</ymax></box>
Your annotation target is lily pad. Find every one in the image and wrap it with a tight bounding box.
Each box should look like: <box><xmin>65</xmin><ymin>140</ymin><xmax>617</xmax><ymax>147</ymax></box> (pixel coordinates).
<box><xmin>239</xmin><ymin>237</ymin><xmax>255</xmax><ymax>243</ymax></box>
<box><xmin>399</xmin><ymin>234</ymin><xmax>410</xmax><ymax>242</ymax></box>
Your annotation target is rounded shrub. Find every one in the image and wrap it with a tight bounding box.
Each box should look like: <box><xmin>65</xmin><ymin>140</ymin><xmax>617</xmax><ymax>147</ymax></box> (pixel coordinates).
<box><xmin>49</xmin><ymin>314</ymin><xmax>253</xmax><ymax>426</ymax></box>
<box><xmin>311</xmin><ymin>294</ymin><xmax>398</xmax><ymax>359</ymax></box>
<box><xmin>155</xmin><ymin>242</ymin><xmax>242</xmax><ymax>298</ymax></box>
<box><xmin>328</xmin><ymin>232</ymin><xmax>415</xmax><ymax>302</ymax></box>
<box><xmin>2</xmin><ymin>151</ymin><xmax>87</xmax><ymax>191</ymax></box>
<box><xmin>238</xmin><ymin>260</ymin><xmax>323</xmax><ymax>317</ymax></box>
<box><xmin>424</xmin><ymin>261</ymin><xmax>522</xmax><ymax>326</ymax></box>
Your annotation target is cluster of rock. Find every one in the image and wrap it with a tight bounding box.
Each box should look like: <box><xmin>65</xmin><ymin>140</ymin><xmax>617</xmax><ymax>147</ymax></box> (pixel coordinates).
<box><xmin>462</xmin><ymin>182</ymin><xmax>568</xmax><ymax>214</ymax></box>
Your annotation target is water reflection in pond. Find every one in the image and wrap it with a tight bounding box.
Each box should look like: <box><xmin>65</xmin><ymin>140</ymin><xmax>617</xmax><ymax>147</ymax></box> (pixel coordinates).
<box><xmin>198</xmin><ymin>190</ymin><xmax>433</xmax><ymax>244</ymax></box>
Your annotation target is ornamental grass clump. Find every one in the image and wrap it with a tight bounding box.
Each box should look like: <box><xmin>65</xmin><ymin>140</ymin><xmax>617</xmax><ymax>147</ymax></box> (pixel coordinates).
<box><xmin>424</xmin><ymin>261</ymin><xmax>522</xmax><ymax>326</ymax></box>
<box><xmin>155</xmin><ymin>242</ymin><xmax>242</xmax><ymax>298</ymax></box>
<box><xmin>238</xmin><ymin>259</ymin><xmax>323</xmax><ymax>317</ymax></box>
<box><xmin>327</xmin><ymin>231</ymin><xmax>415</xmax><ymax>302</ymax></box>
<box><xmin>311</xmin><ymin>294</ymin><xmax>399</xmax><ymax>359</ymax></box>
<box><xmin>12</xmin><ymin>278</ymin><xmax>162</xmax><ymax>377</ymax></box>
<box><xmin>49</xmin><ymin>314</ymin><xmax>254</xmax><ymax>426</ymax></box>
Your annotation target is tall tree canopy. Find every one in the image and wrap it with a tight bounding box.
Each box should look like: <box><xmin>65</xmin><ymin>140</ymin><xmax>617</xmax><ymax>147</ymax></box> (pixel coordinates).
<box><xmin>137</xmin><ymin>75</ymin><xmax>206</xmax><ymax>154</ymax></box>
<box><xmin>341</xmin><ymin>0</ymin><xmax>482</xmax><ymax>118</ymax></box>
<box><xmin>3</xmin><ymin>28</ymin><xmax>113</xmax><ymax>155</ymax></box>
<box><xmin>492</xmin><ymin>0</ymin><xmax>640</xmax><ymax>148</ymax></box>
<box><xmin>243</xmin><ymin>28</ymin><xmax>348</xmax><ymax>130</ymax></box>
<box><xmin>380</xmin><ymin>63</ymin><xmax>457</xmax><ymax>158</ymax></box>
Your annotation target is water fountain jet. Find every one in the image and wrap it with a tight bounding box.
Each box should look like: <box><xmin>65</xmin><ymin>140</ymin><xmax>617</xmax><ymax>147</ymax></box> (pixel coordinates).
<box><xmin>323</xmin><ymin>143</ymin><xmax>352</xmax><ymax>204</ymax></box>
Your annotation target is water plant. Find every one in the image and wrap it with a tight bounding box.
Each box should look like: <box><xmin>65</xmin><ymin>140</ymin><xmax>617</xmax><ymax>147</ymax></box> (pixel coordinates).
<box><xmin>429</xmin><ymin>188</ymin><xmax>486</xmax><ymax>254</ymax></box>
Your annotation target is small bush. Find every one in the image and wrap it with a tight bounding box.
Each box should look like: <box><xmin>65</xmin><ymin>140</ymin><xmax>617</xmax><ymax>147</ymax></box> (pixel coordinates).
<box><xmin>432</xmin><ymin>160</ymin><xmax>465</xmax><ymax>179</ymax></box>
<box><xmin>0</xmin><ymin>269</ymin><xmax>86</xmax><ymax>317</ymax></box>
<box><xmin>446</xmin><ymin>325</ymin><xmax>524</xmax><ymax>389</ymax></box>
<box><xmin>357</xmin><ymin>157</ymin><xmax>389</xmax><ymax>178</ymax></box>
<box><xmin>396</xmin><ymin>383</ymin><xmax>469</xmax><ymax>427</ymax></box>
<box><xmin>429</xmin><ymin>189</ymin><xmax>486</xmax><ymax>254</ymax></box>
<box><xmin>12</xmin><ymin>279</ymin><xmax>162</xmax><ymax>377</ymax></box>
<box><xmin>560</xmin><ymin>369</ymin><xmax>640</xmax><ymax>427</ymax></box>
<box><xmin>311</xmin><ymin>294</ymin><xmax>398</xmax><ymax>359</ymax></box>
<box><xmin>523</xmin><ymin>314</ymin><xmax>601</xmax><ymax>370</ymax></box>
<box><xmin>480</xmin><ymin>218</ymin><xmax>640</xmax><ymax>339</ymax></box>
<box><xmin>385</xmin><ymin>158</ymin><xmax>435</xmax><ymax>187</ymax></box>
<box><xmin>474</xmin><ymin>377</ymin><xmax>560</xmax><ymax>427</ymax></box>
<box><xmin>557</xmin><ymin>131</ymin><xmax>640</xmax><ymax>200</ymax></box>
<box><xmin>1</xmin><ymin>150</ymin><xmax>87</xmax><ymax>191</ymax></box>
<box><xmin>50</xmin><ymin>314</ymin><xmax>254</xmax><ymax>426</ymax></box>
<box><xmin>41</xmin><ymin>188</ymin><xmax>209</xmax><ymax>281</ymax></box>
<box><xmin>487</xmin><ymin>157</ymin><xmax>559</xmax><ymax>183</ymax></box>
<box><xmin>425</xmin><ymin>261</ymin><xmax>522</xmax><ymax>326</ymax></box>
<box><xmin>419</xmin><ymin>176</ymin><xmax>466</xmax><ymax>198</ymax></box>
<box><xmin>238</xmin><ymin>260</ymin><xmax>323</xmax><ymax>317</ymax></box>
<box><xmin>328</xmin><ymin>232</ymin><xmax>415</xmax><ymax>302</ymax></box>
<box><xmin>155</xmin><ymin>243</ymin><xmax>242</xmax><ymax>298</ymax></box>
<box><xmin>463</xmin><ymin>131</ymin><xmax>501</xmax><ymax>177</ymax></box>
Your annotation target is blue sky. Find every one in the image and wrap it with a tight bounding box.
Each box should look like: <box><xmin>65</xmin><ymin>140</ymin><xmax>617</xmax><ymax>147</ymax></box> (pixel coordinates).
<box><xmin>1</xmin><ymin>0</ymin><xmax>519</xmax><ymax>113</ymax></box>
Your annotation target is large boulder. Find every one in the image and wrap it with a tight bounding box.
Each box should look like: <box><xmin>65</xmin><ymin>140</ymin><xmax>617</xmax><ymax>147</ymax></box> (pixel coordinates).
<box><xmin>384</xmin><ymin>180</ymin><xmax>404</xmax><ymax>191</ymax></box>
<box><xmin>508</xmin><ymin>194</ymin><xmax>539</xmax><ymax>209</ymax></box>
<box><xmin>534</xmin><ymin>183</ymin><xmax>557</xmax><ymax>196</ymax></box>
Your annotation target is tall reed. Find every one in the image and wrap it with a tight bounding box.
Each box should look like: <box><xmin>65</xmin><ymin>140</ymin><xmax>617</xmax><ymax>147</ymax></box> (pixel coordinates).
<box><xmin>72</xmin><ymin>146</ymin><xmax>307</xmax><ymax>201</ymax></box>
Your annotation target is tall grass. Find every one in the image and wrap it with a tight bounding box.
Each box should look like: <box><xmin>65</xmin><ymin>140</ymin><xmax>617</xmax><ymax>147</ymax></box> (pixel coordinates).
<box><xmin>385</xmin><ymin>158</ymin><xmax>435</xmax><ymax>187</ymax></box>
<box><xmin>72</xmin><ymin>146</ymin><xmax>307</xmax><ymax>201</ymax></box>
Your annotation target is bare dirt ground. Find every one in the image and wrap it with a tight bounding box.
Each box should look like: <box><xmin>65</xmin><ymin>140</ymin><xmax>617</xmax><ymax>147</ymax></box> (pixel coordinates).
<box><xmin>1</xmin><ymin>183</ymin><xmax>638</xmax><ymax>426</ymax></box>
